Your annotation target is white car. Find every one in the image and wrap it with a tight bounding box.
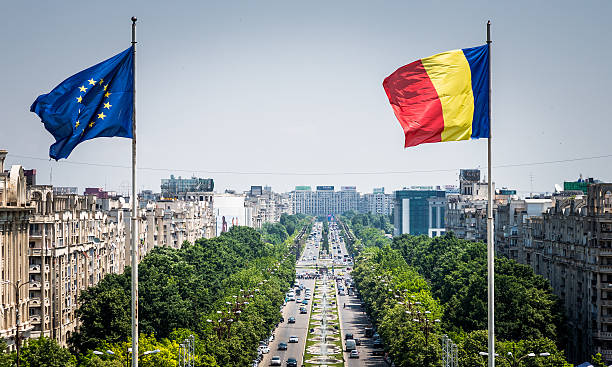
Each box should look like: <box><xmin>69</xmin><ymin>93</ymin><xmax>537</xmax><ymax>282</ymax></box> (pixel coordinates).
<box><xmin>258</xmin><ymin>346</ymin><xmax>270</xmax><ymax>354</ymax></box>
<box><xmin>289</xmin><ymin>336</ymin><xmax>299</xmax><ymax>343</ymax></box>
<box><xmin>270</xmin><ymin>356</ymin><xmax>281</xmax><ymax>366</ymax></box>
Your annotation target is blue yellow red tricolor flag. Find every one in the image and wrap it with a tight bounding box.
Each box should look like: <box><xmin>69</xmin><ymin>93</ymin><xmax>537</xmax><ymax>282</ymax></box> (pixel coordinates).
<box><xmin>383</xmin><ymin>44</ymin><xmax>490</xmax><ymax>148</ymax></box>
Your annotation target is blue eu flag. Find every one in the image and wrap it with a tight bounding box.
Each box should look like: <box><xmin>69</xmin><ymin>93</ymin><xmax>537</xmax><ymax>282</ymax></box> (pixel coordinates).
<box><xmin>31</xmin><ymin>47</ymin><xmax>134</xmax><ymax>160</ymax></box>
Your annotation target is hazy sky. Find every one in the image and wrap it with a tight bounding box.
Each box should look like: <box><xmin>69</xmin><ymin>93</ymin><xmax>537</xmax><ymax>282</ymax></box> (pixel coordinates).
<box><xmin>2</xmin><ymin>1</ymin><xmax>611</xmax><ymax>195</ymax></box>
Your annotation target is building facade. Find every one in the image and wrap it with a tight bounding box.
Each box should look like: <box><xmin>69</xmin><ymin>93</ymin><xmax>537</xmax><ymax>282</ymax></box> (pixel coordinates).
<box><xmin>291</xmin><ymin>186</ymin><xmax>361</xmax><ymax>216</ymax></box>
<box><xmin>393</xmin><ymin>189</ymin><xmax>446</xmax><ymax>236</ymax></box>
<box><xmin>0</xmin><ymin>152</ymin><xmax>219</xmax><ymax>349</ymax></box>
<box><xmin>361</xmin><ymin>188</ymin><xmax>393</xmax><ymax>216</ymax></box>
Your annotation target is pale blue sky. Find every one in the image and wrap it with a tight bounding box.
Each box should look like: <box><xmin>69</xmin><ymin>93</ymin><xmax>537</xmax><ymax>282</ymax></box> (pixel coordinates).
<box><xmin>1</xmin><ymin>1</ymin><xmax>610</xmax><ymax>195</ymax></box>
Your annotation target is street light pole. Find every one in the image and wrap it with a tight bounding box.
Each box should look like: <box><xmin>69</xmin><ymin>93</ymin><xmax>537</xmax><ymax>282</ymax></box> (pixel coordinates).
<box><xmin>5</xmin><ymin>280</ymin><xmax>30</xmax><ymax>367</ymax></box>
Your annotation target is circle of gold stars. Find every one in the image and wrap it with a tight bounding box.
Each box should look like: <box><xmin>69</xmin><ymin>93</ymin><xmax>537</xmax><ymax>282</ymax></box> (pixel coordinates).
<box><xmin>74</xmin><ymin>77</ymin><xmax>112</xmax><ymax>135</ymax></box>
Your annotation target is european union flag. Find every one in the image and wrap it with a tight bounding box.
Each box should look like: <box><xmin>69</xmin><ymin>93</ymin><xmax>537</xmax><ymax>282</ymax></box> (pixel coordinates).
<box><xmin>31</xmin><ymin>47</ymin><xmax>134</xmax><ymax>160</ymax></box>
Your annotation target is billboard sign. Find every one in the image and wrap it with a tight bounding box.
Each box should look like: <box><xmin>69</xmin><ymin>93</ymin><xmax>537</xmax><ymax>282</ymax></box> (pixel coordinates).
<box><xmin>214</xmin><ymin>194</ymin><xmax>246</xmax><ymax>236</ymax></box>
<box><xmin>316</xmin><ymin>186</ymin><xmax>334</xmax><ymax>191</ymax></box>
<box><xmin>460</xmin><ymin>169</ymin><xmax>480</xmax><ymax>182</ymax></box>
<box><xmin>295</xmin><ymin>186</ymin><xmax>311</xmax><ymax>191</ymax></box>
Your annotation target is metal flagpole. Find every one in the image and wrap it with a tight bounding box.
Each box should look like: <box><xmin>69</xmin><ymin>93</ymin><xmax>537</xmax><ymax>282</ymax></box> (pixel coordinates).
<box><xmin>486</xmin><ymin>20</ymin><xmax>495</xmax><ymax>367</ymax></box>
<box><xmin>130</xmin><ymin>16</ymin><xmax>139</xmax><ymax>367</ymax></box>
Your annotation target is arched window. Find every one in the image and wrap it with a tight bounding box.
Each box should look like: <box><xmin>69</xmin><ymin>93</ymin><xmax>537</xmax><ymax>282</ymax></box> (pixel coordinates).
<box><xmin>604</xmin><ymin>190</ymin><xmax>612</xmax><ymax>213</ymax></box>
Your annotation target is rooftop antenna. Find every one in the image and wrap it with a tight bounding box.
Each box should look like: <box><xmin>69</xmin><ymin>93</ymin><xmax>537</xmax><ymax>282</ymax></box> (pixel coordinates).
<box><xmin>530</xmin><ymin>172</ymin><xmax>534</xmax><ymax>199</ymax></box>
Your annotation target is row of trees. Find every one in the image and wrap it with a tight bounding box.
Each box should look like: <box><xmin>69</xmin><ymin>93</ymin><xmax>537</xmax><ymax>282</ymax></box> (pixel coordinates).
<box><xmin>0</xmin><ymin>215</ymin><xmax>311</xmax><ymax>366</ymax></box>
<box><xmin>73</xmin><ymin>224</ymin><xmax>302</xmax><ymax>366</ymax></box>
<box><xmin>344</xmin><ymin>215</ymin><xmax>575</xmax><ymax>366</ymax></box>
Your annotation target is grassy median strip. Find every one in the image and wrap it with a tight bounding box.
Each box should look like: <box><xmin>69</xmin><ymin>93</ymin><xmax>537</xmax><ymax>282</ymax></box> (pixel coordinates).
<box><xmin>302</xmin><ymin>278</ymin><xmax>344</xmax><ymax>367</ymax></box>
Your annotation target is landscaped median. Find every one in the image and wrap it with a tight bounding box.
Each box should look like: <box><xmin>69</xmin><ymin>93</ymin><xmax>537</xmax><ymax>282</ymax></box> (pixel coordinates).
<box><xmin>301</xmin><ymin>277</ymin><xmax>344</xmax><ymax>366</ymax></box>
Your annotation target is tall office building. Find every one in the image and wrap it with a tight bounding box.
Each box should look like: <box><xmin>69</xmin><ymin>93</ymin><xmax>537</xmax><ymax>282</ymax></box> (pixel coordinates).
<box><xmin>393</xmin><ymin>189</ymin><xmax>446</xmax><ymax>237</ymax></box>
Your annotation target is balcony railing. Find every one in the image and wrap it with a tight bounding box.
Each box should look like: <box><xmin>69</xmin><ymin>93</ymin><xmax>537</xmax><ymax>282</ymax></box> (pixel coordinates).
<box><xmin>29</xmin><ymin>265</ymin><xmax>41</xmax><ymax>273</ymax></box>
<box><xmin>595</xmin><ymin>331</ymin><xmax>612</xmax><ymax>340</ymax></box>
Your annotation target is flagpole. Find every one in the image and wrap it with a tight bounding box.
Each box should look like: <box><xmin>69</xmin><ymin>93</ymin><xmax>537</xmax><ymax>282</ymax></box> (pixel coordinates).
<box><xmin>486</xmin><ymin>20</ymin><xmax>495</xmax><ymax>367</ymax></box>
<box><xmin>130</xmin><ymin>16</ymin><xmax>139</xmax><ymax>367</ymax></box>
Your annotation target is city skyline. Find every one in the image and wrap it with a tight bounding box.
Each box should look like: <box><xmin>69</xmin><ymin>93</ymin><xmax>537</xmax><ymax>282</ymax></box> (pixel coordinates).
<box><xmin>2</xmin><ymin>1</ymin><xmax>611</xmax><ymax>196</ymax></box>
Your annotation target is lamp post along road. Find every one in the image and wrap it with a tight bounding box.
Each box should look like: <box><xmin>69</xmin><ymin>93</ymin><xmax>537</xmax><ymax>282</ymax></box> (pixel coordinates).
<box><xmin>4</xmin><ymin>280</ymin><xmax>30</xmax><ymax>367</ymax></box>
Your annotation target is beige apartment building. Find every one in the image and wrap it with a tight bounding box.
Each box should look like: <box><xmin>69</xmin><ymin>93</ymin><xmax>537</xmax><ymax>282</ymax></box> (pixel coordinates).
<box><xmin>0</xmin><ymin>150</ymin><xmax>217</xmax><ymax>349</ymax></box>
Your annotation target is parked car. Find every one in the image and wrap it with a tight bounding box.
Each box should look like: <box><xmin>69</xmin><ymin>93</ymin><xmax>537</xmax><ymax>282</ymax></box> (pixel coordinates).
<box><xmin>349</xmin><ymin>350</ymin><xmax>359</xmax><ymax>359</ymax></box>
<box><xmin>373</xmin><ymin>339</ymin><xmax>384</xmax><ymax>349</ymax></box>
<box><xmin>354</xmin><ymin>338</ymin><xmax>361</xmax><ymax>346</ymax></box>
<box><xmin>286</xmin><ymin>358</ymin><xmax>298</xmax><ymax>367</ymax></box>
<box><xmin>300</xmin><ymin>307</ymin><xmax>307</xmax><ymax>314</ymax></box>
<box><xmin>289</xmin><ymin>336</ymin><xmax>298</xmax><ymax>343</ymax></box>
<box><xmin>270</xmin><ymin>356</ymin><xmax>281</xmax><ymax>366</ymax></box>
<box><xmin>258</xmin><ymin>346</ymin><xmax>270</xmax><ymax>354</ymax></box>
<box><xmin>345</xmin><ymin>333</ymin><xmax>353</xmax><ymax>340</ymax></box>
<box><xmin>301</xmin><ymin>299</ymin><xmax>308</xmax><ymax>305</ymax></box>
<box><xmin>278</xmin><ymin>343</ymin><xmax>288</xmax><ymax>351</ymax></box>
<box><xmin>288</xmin><ymin>317</ymin><xmax>296</xmax><ymax>324</ymax></box>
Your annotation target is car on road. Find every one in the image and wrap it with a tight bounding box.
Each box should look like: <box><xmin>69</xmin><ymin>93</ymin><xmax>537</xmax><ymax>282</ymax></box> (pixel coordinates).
<box><xmin>345</xmin><ymin>339</ymin><xmax>356</xmax><ymax>351</ymax></box>
<box><xmin>301</xmin><ymin>299</ymin><xmax>308</xmax><ymax>305</ymax></box>
<box><xmin>288</xmin><ymin>317</ymin><xmax>296</xmax><ymax>323</ymax></box>
<box><xmin>258</xmin><ymin>346</ymin><xmax>270</xmax><ymax>354</ymax></box>
<box><xmin>289</xmin><ymin>336</ymin><xmax>299</xmax><ymax>343</ymax></box>
<box><xmin>354</xmin><ymin>338</ymin><xmax>361</xmax><ymax>346</ymax></box>
<box><xmin>300</xmin><ymin>307</ymin><xmax>307</xmax><ymax>314</ymax></box>
<box><xmin>349</xmin><ymin>350</ymin><xmax>359</xmax><ymax>359</ymax></box>
<box><xmin>270</xmin><ymin>356</ymin><xmax>281</xmax><ymax>366</ymax></box>
<box><xmin>286</xmin><ymin>358</ymin><xmax>298</xmax><ymax>367</ymax></box>
<box><xmin>345</xmin><ymin>333</ymin><xmax>353</xmax><ymax>340</ymax></box>
<box><xmin>278</xmin><ymin>343</ymin><xmax>287</xmax><ymax>350</ymax></box>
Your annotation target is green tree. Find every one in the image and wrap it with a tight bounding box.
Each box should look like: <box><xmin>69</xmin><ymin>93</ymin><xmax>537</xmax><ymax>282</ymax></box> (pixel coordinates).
<box><xmin>0</xmin><ymin>340</ymin><xmax>15</xmax><ymax>367</ymax></box>
<box><xmin>19</xmin><ymin>337</ymin><xmax>76</xmax><ymax>367</ymax></box>
<box><xmin>591</xmin><ymin>353</ymin><xmax>607</xmax><ymax>367</ymax></box>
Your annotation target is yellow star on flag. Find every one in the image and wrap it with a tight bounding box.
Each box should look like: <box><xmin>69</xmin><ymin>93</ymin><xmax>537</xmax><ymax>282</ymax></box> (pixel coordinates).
<box><xmin>89</xmin><ymin>121</ymin><xmax>95</xmax><ymax>128</ymax></box>
<box><xmin>104</xmin><ymin>91</ymin><xmax>111</xmax><ymax>98</ymax></box>
<box><xmin>76</xmin><ymin>96</ymin><xmax>83</xmax><ymax>103</ymax></box>
<box><xmin>103</xmin><ymin>84</ymin><xmax>108</xmax><ymax>91</ymax></box>
<box><xmin>99</xmin><ymin>78</ymin><xmax>104</xmax><ymax>84</ymax></box>
<box><xmin>97</xmin><ymin>112</ymin><xmax>106</xmax><ymax>120</ymax></box>
<box><xmin>75</xmin><ymin>121</ymin><xmax>80</xmax><ymax>128</ymax></box>
<box><xmin>88</xmin><ymin>78</ymin><xmax>97</xmax><ymax>86</ymax></box>
<box><xmin>103</xmin><ymin>102</ymin><xmax>112</xmax><ymax>109</ymax></box>
<box><xmin>79</xmin><ymin>86</ymin><xmax>87</xmax><ymax>93</ymax></box>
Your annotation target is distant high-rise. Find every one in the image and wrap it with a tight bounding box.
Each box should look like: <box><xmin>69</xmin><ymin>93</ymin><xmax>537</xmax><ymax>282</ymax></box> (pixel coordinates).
<box><xmin>393</xmin><ymin>189</ymin><xmax>446</xmax><ymax>237</ymax></box>
<box><xmin>161</xmin><ymin>175</ymin><xmax>214</xmax><ymax>197</ymax></box>
<box><xmin>291</xmin><ymin>186</ymin><xmax>360</xmax><ymax>216</ymax></box>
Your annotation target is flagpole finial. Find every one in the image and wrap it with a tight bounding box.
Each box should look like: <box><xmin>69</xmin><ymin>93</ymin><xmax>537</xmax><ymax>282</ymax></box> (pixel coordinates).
<box><xmin>131</xmin><ymin>16</ymin><xmax>137</xmax><ymax>23</ymax></box>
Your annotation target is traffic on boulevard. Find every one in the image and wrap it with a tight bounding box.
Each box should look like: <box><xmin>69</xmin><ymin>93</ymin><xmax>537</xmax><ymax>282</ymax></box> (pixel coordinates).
<box><xmin>254</xmin><ymin>220</ymin><xmax>386</xmax><ymax>367</ymax></box>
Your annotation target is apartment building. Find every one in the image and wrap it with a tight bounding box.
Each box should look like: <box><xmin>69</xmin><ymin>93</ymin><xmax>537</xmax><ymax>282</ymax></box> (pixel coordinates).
<box><xmin>246</xmin><ymin>188</ymin><xmax>292</xmax><ymax>229</ymax></box>
<box><xmin>0</xmin><ymin>151</ymin><xmax>217</xmax><ymax>349</ymax></box>
<box><xmin>454</xmin><ymin>179</ymin><xmax>612</xmax><ymax>363</ymax></box>
<box><xmin>360</xmin><ymin>188</ymin><xmax>393</xmax><ymax>216</ymax></box>
<box><xmin>0</xmin><ymin>151</ymin><xmax>33</xmax><ymax>350</ymax></box>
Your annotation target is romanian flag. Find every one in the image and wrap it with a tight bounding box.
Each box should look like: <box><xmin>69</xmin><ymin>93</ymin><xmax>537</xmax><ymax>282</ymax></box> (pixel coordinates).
<box><xmin>383</xmin><ymin>44</ymin><xmax>490</xmax><ymax>148</ymax></box>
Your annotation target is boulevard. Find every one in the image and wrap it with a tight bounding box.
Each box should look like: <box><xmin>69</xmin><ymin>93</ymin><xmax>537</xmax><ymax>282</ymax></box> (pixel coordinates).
<box><xmin>261</xmin><ymin>221</ymin><xmax>386</xmax><ymax>367</ymax></box>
